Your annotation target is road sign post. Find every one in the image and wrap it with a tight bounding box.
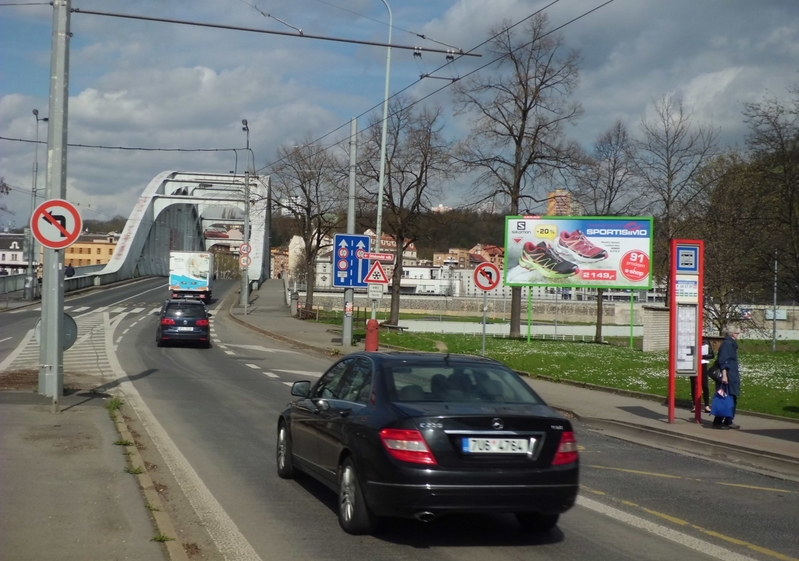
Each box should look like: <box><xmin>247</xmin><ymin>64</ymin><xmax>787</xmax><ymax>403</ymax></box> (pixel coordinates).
<box><xmin>474</xmin><ymin>263</ymin><xmax>501</xmax><ymax>356</ymax></box>
<box><xmin>32</xmin><ymin>197</ymin><xmax>81</xmax><ymax>406</ymax></box>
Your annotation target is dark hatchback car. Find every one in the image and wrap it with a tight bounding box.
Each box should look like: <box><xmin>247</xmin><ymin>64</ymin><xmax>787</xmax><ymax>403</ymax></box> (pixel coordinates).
<box><xmin>276</xmin><ymin>352</ymin><xmax>579</xmax><ymax>535</ymax></box>
<box><xmin>155</xmin><ymin>299</ymin><xmax>211</xmax><ymax>347</ymax></box>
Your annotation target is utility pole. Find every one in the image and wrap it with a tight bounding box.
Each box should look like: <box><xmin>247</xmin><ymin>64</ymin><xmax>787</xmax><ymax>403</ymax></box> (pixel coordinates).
<box><xmin>372</xmin><ymin>0</ymin><xmax>393</xmax><ymax>321</ymax></box>
<box><xmin>39</xmin><ymin>0</ymin><xmax>71</xmax><ymax>406</ymax></box>
<box><xmin>26</xmin><ymin>109</ymin><xmax>48</xmax><ymax>300</ymax></box>
<box><xmin>773</xmin><ymin>248</ymin><xmax>778</xmax><ymax>352</ymax></box>
<box><xmin>241</xmin><ymin>119</ymin><xmax>250</xmax><ymax>314</ymax></box>
<box><xmin>342</xmin><ymin>118</ymin><xmax>357</xmax><ymax>347</ymax></box>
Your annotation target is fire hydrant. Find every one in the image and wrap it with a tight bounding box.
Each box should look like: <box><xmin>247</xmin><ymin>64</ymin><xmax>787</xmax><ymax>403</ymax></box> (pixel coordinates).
<box><xmin>365</xmin><ymin>319</ymin><xmax>380</xmax><ymax>351</ymax></box>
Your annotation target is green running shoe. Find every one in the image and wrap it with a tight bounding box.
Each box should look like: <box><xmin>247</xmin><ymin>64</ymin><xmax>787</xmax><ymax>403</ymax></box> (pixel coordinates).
<box><xmin>518</xmin><ymin>242</ymin><xmax>580</xmax><ymax>278</ymax></box>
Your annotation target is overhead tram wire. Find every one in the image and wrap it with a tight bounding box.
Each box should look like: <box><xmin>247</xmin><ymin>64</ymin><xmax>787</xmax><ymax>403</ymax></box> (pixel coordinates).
<box><xmin>254</xmin><ymin>0</ymin><xmax>570</xmax><ymax>175</ymax></box>
<box><xmin>302</xmin><ymin>0</ymin><xmax>464</xmax><ymax>52</ymax></box>
<box><xmin>70</xmin><ymin>8</ymin><xmax>480</xmax><ymax>58</ymax></box>
<box><xmin>258</xmin><ymin>0</ymin><xmax>615</xmax><ymax>176</ymax></box>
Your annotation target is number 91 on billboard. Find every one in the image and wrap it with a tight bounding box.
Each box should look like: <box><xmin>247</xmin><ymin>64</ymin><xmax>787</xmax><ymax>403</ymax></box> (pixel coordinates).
<box><xmin>503</xmin><ymin>216</ymin><xmax>654</xmax><ymax>289</ymax></box>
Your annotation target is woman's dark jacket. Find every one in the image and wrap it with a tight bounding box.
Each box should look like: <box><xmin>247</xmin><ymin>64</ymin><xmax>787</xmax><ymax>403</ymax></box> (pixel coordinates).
<box><xmin>717</xmin><ymin>335</ymin><xmax>741</xmax><ymax>396</ymax></box>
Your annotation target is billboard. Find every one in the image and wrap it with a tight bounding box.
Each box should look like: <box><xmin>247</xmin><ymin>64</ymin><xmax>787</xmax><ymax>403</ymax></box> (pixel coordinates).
<box><xmin>504</xmin><ymin>216</ymin><xmax>654</xmax><ymax>289</ymax></box>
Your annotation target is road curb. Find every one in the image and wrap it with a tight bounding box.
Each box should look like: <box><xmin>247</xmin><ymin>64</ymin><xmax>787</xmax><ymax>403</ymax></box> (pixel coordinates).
<box><xmin>112</xmin><ymin>404</ymin><xmax>190</xmax><ymax>561</ymax></box>
<box><xmin>583</xmin><ymin>417</ymin><xmax>799</xmax><ymax>481</ymax></box>
<box><xmin>523</xmin><ymin>371</ymin><xmax>799</xmax><ymax>425</ymax></box>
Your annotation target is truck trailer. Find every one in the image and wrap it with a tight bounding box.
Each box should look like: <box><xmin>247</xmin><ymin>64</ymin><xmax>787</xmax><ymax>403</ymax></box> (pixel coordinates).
<box><xmin>169</xmin><ymin>251</ymin><xmax>214</xmax><ymax>302</ymax></box>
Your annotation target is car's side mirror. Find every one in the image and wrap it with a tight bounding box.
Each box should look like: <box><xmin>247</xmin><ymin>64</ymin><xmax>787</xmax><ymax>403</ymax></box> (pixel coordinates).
<box><xmin>206</xmin><ymin>312</ymin><xmax>213</xmax><ymax>317</ymax></box>
<box><xmin>152</xmin><ymin>311</ymin><xmax>160</xmax><ymax>316</ymax></box>
<box><xmin>291</xmin><ymin>381</ymin><xmax>311</xmax><ymax>398</ymax></box>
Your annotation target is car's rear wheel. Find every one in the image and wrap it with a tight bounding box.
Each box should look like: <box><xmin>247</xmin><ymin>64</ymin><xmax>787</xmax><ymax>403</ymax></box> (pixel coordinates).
<box><xmin>338</xmin><ymin>457</ymin><xmax>377</xmax><ymax>535</ymax></box>
<box><xmin>515</xmin><ymin>512</ymin><xmax>559</xmax><ymax>532</ymax></box>
<box><xmin>276</xmin><ymin>423</ymin><xmax>295</xmax><ymax>479</ymax></box>
<box><xmin>156</xmin><ymin>335</ymin><xmax>164</xmax><ymax>347</ymax></box>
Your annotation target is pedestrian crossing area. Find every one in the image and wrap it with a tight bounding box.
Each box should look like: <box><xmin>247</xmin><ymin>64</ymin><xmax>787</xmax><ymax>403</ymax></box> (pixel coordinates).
<box><xmin>3</xmin><ymin>304</ymin><xmax>165</xmax><ymax>378</ymax></box>
<box><xmin>10</xmin><ymin>304</ymin><xmax>149</xmax><ymax>315</ymax></box>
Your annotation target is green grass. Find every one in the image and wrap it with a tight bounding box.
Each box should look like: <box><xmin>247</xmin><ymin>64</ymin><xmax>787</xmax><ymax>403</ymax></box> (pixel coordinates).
<box><xmin>105</xmin><ymin>396</ymin><xmax>123</xmax><ymax>419</ymax></box>
<box><xmin>114</xmin><ymin>439</ymin><xmax>134</xmax><ymax>446</ymax></box>
<box><xmin>124</xmin><ymin>465</ymin><xmax>145</xmax><ymax>475</ymax></box>
<box><xmin>377</xmin><ymin>333</ymin><xmax>799</xmax><ymax>420</ymax></box>
<box><xmin>151</xmin><ymin>534</ymin><xmax>174</xmax><ymax>542</ymax></box>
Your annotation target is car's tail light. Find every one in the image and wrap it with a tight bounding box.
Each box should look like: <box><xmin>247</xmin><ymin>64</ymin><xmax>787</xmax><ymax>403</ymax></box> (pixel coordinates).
<box><xmin>160</xmin><ymin>318</ymin><xmax>176</xmax><ymax>325</ymax></box>
<box><xmin>380</xmin><ymin>429</ymin><xmax>437</xmax><ymax>465</ymax></box>
<box><xmin>196</xmin><ymin>319</ymin><xmax>209</xmax><ymax>327</ymax></box>
<box><xmin>552</xmin><ymin>431</ymin><xmax>579</xmax><ymax>465</ymax></box>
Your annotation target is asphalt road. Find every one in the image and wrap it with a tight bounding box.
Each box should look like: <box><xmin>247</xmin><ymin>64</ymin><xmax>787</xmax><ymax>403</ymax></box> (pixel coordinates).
<box><xmin>6</xmin><ymin>279</ymin><xmax>797</xmax><ymax>561</ymax></box>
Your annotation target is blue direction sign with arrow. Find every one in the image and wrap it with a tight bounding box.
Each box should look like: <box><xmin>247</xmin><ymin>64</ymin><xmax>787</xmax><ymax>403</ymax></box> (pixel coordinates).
<box><xmin>333</xmin><ymin>233</ymin><xmax>371</xmax><ymax>288</ymax></box>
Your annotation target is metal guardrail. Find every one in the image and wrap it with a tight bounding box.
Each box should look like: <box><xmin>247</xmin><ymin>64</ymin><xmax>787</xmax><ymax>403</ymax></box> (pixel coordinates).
<box><xmin>0</xmin><ymin>264</ymin><xmax>109</xmax><ymax>297</ymax></box>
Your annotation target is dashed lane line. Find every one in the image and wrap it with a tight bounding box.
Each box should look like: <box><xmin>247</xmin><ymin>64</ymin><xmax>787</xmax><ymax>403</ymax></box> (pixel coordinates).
<box><xmin>263</xmin><ymin>372</ymin><xmax>279</xmax><ymax>379</ymax></box>
<box><xmin>245</xmin><ymin>364</ymin><xmax>260</xmax><ymax>370</ymax></box>
<box><xmin>224</xmin><ymin>350</ymin><xmax>234</xmax><ymax>355</ymax></box>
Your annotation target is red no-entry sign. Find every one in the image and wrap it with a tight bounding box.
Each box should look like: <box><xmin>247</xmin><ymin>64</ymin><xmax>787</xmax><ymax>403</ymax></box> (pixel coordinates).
<box><xmin>30</xmin><ymin>199</ymin><xmax>83</xmax><ymax>250</ymax></box>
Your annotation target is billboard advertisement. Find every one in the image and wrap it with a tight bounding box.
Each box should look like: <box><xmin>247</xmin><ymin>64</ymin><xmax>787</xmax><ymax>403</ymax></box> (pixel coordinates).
<box><xmin>504</xmin><ymin>216</ymin><xmax>654</xmax><ymax>289</ymax></box>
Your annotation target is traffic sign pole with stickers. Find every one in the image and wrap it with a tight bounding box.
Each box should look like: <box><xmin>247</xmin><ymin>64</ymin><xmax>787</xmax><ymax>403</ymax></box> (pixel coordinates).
<box><xmin>474</xmin><ymin>263</ymin><xmax>501</xmax><ymax>356</ymax></box>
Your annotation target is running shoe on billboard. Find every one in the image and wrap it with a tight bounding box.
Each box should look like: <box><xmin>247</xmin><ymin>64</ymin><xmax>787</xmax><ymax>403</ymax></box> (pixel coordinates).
<box><xmin>519</xmin><ymin>241</ymin><xmax>580</xmax><ymax>278</ymax></box>
<box><xmin>558</xmin><ymin>230</ymin><xmax>608</xmax><ymax>263</ymax></box>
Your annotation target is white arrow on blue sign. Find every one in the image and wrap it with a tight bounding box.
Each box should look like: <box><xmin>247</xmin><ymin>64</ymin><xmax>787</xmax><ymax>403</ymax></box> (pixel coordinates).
<box><xmin>333</xmin><ymin>234</ymin><xmax>371</xmax><ymax>288</ymax></box>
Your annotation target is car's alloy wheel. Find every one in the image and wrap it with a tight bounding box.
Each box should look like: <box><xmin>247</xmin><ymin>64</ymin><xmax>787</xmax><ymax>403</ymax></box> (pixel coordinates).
<box><xmin>276</xmin><ymin>423</ymin><xmax>295</xmax><ymax>479</ymax></box>
<box><xmin>338</xmin><ymin>458</ymin><xmax>376</xmax><ymax>535</ymax></box>
<box><xmin>515</xmin><ymin>512</ymin><xmax>560</xmax><ymax>532</ymax></box>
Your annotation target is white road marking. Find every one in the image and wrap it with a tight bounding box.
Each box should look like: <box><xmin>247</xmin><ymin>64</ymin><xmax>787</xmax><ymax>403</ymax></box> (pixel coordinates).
<box><xmin>122</xmin><ymin>328</ymin><xmax>129</xmax><ymax>334</ymax></box>
<box><xmin>245</xmin><ymin>364</ymin><xmax>260</xmax><ymax>370</ymax></box>
<box><xmin>0</xmin><ymin>330</ymin><xmax>33</xmax><ymax>371</ymax></box>
<box><xmin>103</xmin><ymin>331</ymin><xmax>263</xmax><ymax>561</ymax></box>
<box><xmin>282</xmin><ymin>381</ymin><xmax>293</xmax><ymax>387</ymax></box>
<box><xmin>111</xmin><ymin>307</ymin><xmax>126</xmax><ymax>313</ymax></box>
<box><xmin>130</xmin><ymin>307</ymin><xmax>145</xmax><ymax>313</ymax></box>
<box><xmin>224</xmin><ymin>344</ymin><xmax>297</xmax><ymax>354</ymax></box>
<box><xmin>0</xmin><ymin>337</ymin><xmax>12</xmax><ymax>344</ymax></box>
<box><xmin>576</xmin><ymin>496</ymin><xmax>756</xmax><ymax>561</ymax></box>
<box><xmin>116</xmin><ymin>337</ymin><xmax>123</xmax><ymax>343</ymax></box>
<box><xmin>273</xmin><ymin>369</ymin><xmax>322</xmax><ymax>377</ymax></box>
<box><xmin>263</xmin><ymin>372</ymin><xmax>279</xmax><ymax>378</ymax></box>
<box><xmin>72</xmin><ymin>306</ymin><xmax>90</xmax><ymax>313</ymax></box>
<box><xmin>224</xmin><ymin>350</ymin><xmax>234</xmax><ymax>355</ymax></box>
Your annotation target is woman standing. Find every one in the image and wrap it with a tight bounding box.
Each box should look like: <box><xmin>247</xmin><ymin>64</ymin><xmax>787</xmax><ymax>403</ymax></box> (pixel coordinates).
<box><xmin>691</xmin><ymin>337</ymin><xmax>714</xmax><ymax>413</ymax></box>
<box><xmin>713</xmin><ymin>327</ymin><xmax>741</xmax><ymax>430</ymax></box>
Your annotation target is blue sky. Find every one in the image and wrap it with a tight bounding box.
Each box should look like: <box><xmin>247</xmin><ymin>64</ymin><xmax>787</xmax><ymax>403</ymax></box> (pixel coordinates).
<box><xmin>2</xmin><ymin>0</ymin><xmax>799</xmax><ymax>228</ymax></box>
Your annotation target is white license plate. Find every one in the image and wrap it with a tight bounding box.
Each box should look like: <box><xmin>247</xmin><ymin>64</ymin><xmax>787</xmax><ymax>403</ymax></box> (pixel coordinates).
<box><xmin>177</xmin><ymin>326</ymin><xmax>194</xmax><ymax>332</ymax></box>
<box><xmin>462</xmin><ymin>438</ymin><xmax>531</xmax><ymax>454</ymax></box>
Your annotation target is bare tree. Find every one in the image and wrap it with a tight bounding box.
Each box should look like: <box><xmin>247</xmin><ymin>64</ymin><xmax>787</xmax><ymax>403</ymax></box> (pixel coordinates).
<box><xmin>743</xmin><ymin>87</ymin><xmax>799</xmax><ymax>304</ymax></box>
<box><xmin>271</xmin><ymin>139</ymin><xmax>347</xmax><ymax>311</ymax></box>
<box><xmin>358</xmin><ymin>97</ymin><xmax>456</xmax><ymax>324</ymax></box>
<box><xmin>453</xmin><ymin>13</ymin><xmax>583</xmax><ymax>337</ymax></box>
<box><xmin>634</xmin><ymin>94</ymin><xmax>718</xmax><ymax>304</ymax></box>
<box><xmin>572</xmin><ymin>120</ymin><xmax>645</xmax><ymax>341</ymax></box>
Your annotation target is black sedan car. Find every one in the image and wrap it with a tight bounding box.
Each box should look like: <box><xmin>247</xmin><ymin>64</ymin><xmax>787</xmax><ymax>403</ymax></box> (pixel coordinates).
<box><xmin>155</xmin><ymin>299</ymin><xmax>212</xmax><ymax>347</ymax></box>
<box><xmin>276</xmin><ymin>352</ymin><xmax>579</xmax><ymax>535</ymax></box>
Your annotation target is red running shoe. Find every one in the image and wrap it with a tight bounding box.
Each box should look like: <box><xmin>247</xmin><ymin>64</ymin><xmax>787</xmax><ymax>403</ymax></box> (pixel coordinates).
<box><xmin>558</xmin><ymin>230</ymin><xmax>608</xmax><ymax>263</ymax></box>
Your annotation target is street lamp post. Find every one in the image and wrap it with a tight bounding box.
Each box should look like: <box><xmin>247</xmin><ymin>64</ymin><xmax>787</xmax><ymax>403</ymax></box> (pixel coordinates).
<box><xmin>241</xmin><ymin>119</ymin><xmax>251</xmax><ymax>315</ymax></box>
<box><xmin>25</xmin><ymin>109</ymin><xmax>48</xmax><ymax>300</ymax></box>
<box><xmin>372</xmin><ymin>0</ymin><xmax>393</xmax><ymax>320</ymax></box>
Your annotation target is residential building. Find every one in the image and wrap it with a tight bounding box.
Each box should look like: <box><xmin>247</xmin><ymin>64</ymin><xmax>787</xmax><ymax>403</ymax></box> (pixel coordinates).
<box><xmin>0</xmin><ymin>233</ymin><xmax>29</xmax><ymax>275</ymax></box>
<box><xmin>432</xmin><ymin>248</ymin><xmax>470</xmax><ymax>268</ymax></box>
<box><xmin>58</xmin><ymin>233</ymin><xmax>119</xmax><ymax>267</ymax></box>
<box><xmin>469</xmin><ymin>243</ymin><xmax>505</xmax><ymax>267</ymax></box>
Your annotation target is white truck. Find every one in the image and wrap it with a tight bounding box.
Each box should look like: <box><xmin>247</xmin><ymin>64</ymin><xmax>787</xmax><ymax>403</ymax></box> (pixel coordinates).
<box><xmin>169</xmin><ymin>251</ymin><xmax>214</xmax><ymax>302</ymax></box>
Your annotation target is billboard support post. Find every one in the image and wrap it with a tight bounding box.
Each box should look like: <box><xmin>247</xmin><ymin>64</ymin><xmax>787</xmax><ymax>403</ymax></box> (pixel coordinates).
<box><xmin>527</xmin><ymin>289</ymin><xmax>532</xmax><ymax>343</ymax></box>
<box><xmin>630</xmin><ymin>291</ymin><xmax>634</xmax><ymax>349</ymax></box>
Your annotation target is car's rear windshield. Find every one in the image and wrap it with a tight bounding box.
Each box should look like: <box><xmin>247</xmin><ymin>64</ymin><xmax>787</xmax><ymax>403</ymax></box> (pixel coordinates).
<box><xmin>384</xmin><ymin>362</ymin><xmax>541</xmax><ymax>404</ymax></box>
<box><xmin>165</xmin><ymin>304</ymin><xmax>206</xmax><ymax>319</ymax></box>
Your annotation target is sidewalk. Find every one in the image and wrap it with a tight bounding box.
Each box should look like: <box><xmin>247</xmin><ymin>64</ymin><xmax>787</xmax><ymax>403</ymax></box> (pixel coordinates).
<box><xmin>0</xmin><ymin>392</ymin><xmax>167</xmax><ymax>561</ymax></box>
<box><xmin>231</xmin><ymin>279</ymin><xmax>799</xmax><ymax>480</ymax></box>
